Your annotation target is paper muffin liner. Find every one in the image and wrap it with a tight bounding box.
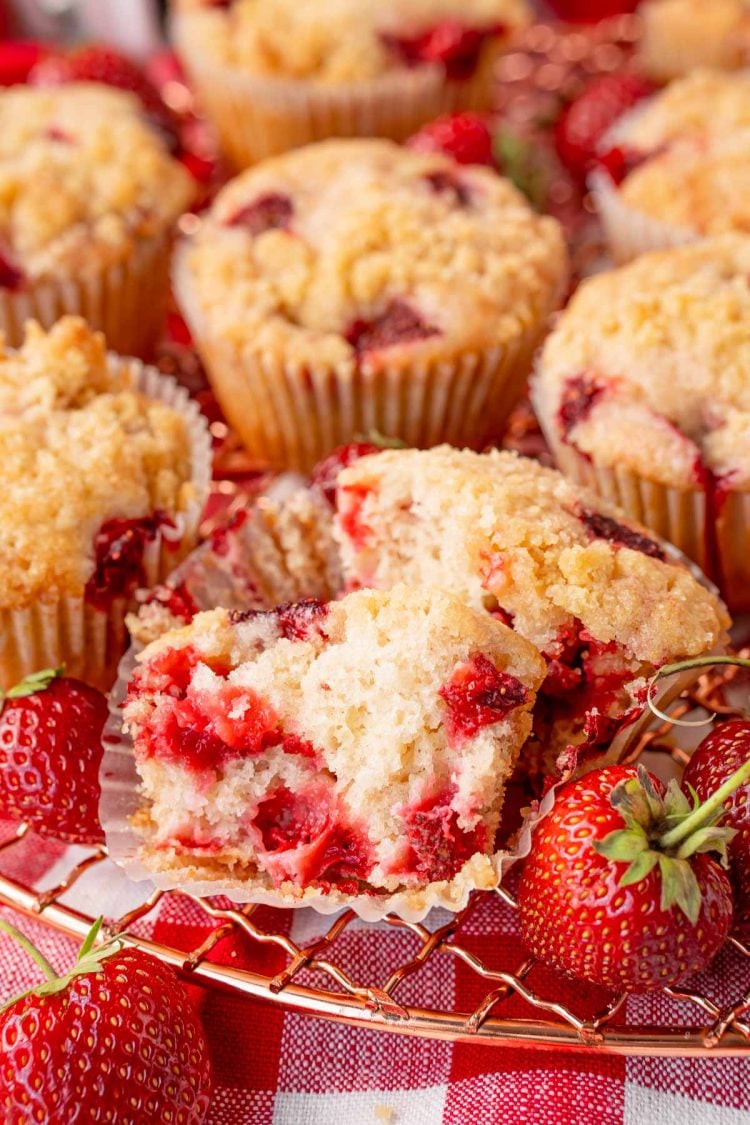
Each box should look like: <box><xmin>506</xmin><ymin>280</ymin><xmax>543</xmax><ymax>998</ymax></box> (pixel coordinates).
<box><xmin>0</xmin><ymin>356</ymin><xmax>212</xmax><ymax>693</ymax></box>
<box><xmin>0</xmin><ymin>227</ymin><xmax>177</xmax><ymax>359</ymax></box>
<box><xmin>100</xmin><ymin>482</ymin><xmax>721</xmax><ymax>922</ymax></box>
<box><xmin>174</xmin><ymin>15</ymin><xmax>506</xmax><ymax>168</ymax></box>
<box><xmin>589</xmin><ymin>167</ymin><xmax>699</xmax><ymax>265</ymax></box>
<box><xmin>174</xmin><ymin>246</ymin><xmax>561</xmax><ymax>472</ymax></box>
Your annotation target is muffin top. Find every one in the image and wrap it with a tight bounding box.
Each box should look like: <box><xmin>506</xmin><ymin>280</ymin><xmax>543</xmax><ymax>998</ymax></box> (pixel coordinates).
<box><xmin>173</xmin><ymin>0</ymin><xmax>530</xmax><ymax>83</ymax></box>
<box><xmin>126</xmin><ymin>585</ymin><xmax>544</xmax><ymax>898</ymax></box>
<box><xmin>0</xmin><ymin>317</ymin><xmax>194</xmax><ymax>609</ymax></box>
<box><xmin>638</xmin><ymin>0</ymin><xmax>750</xmax><ymax>81</ymax></box>
<box><xmin>536</xmin><ymin>237</ymin><xmax>750</xmax><ymax>489</ymax></box>
<box><xmin>613</xmin><ymin>128</ymin><xmax>750</xmax><ymax>237</ymax></box>
<box><xmin>0</xmin><ymin>84</ymin><xmax>193</xmax><ymax>281</ymax></box>
<box><xmin>176</xmin><ymin>139</ymin><xmax>566</xmax><ymax>368</ymax></box>
<box><xmin>614</xmin><ymin>69</ymin><xmax>750</xmax><ymax>154</ymax></box>
<box><xmin>333</xmin><ymin>446</ymin><xmax>728</xmax><ymax>664</ymax></box>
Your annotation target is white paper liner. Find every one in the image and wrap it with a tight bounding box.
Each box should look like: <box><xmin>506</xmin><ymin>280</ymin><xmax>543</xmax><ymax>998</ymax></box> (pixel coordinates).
<box><xmin>589</xmin><ymin>167</ymin><xmax>700</xmax><ymax>265</ymax></box>
<box><xmin>173</xmin><ymin>242</ymin><xmax>564</xmax><ymax>471</ymax></box>
<box><xmin>100</xmin><ymin>484</ymin><xmax>724</xmax><ymax>922</ymax></box>
<box><xmin>0</xmin><ymin>228</ymin><xmax>176</xmax><ymax>358</ymax></box>
<box><xmin>0</xmin><ymin>354</ymin><xmax>212</xmax><ymax>691</ymax></box>
<box><xmin>173</xmin><ymin>14</ymin><xmax>506</xmax><ymax>168</ymax></box>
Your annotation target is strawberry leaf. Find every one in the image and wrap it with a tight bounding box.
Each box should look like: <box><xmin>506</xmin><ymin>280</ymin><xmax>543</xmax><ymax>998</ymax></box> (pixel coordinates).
<box><xmin>620</xmin><ymin>850</ymin><xmax>659</xmax><ymax>887</ymax></box>
<box><xmin>4</xmin><ymin>665</ymin><xmax>64</xmax><ymax>699</ymax></box>
<box><xmin>658</xmin><ymin>855</ymin><xmax>702</xmax><ymax>925</ymax></box>
<box><xmin>594</xmin><ymin>828</ymin><xmax>648</xmax><ymax>862</ymax></box>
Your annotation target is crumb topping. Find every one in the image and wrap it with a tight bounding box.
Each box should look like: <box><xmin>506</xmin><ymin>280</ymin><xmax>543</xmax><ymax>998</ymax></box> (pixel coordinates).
<box><xmin>0</xmin><ymin>318</ymin><xmax>194</xmax><ymax>607</ymax></box>
<box><xmin>333</xmin><ymin>446</ymin><xmax>728</xmax><ymax>663</ymax></box>
<box><xmin>177</xmin><ymin>139</ymin><xmax>567</xmax><ymax>367</ymax></box>
<box><xmin>617</xmin><ymin>69</ymin><xmax>750</xmax><ymax>154</ymax></box>
<box><xmin>536</xmin><ymin>236</ymin><xmax>750</xmax><ymax>486</ymax></box>
<box><xmin>0</xmin><ymin>84</ymin><xmax>193</xmax><ymax>278</ymax></box>
<box><xmin>173</xmin><ymin>0</ymin><xmax>530</xmax><ymax>83</ymax></box>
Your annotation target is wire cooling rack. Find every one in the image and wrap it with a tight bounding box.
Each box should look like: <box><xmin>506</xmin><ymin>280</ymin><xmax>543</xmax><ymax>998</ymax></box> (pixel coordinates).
<box><xmin>0</xmin><ymin>664</ymin><xmax>748</xmax><ymax>1057</ymax></box>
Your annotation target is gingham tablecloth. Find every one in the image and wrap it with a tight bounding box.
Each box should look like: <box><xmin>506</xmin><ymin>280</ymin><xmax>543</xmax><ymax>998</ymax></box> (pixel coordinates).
<box><xmin>1</xmin><ymin>822</ymin><xmax>749</xmax><ymax>1125</ymax></box>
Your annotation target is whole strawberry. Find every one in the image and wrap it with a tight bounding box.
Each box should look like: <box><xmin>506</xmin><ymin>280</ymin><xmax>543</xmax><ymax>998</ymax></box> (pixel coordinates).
<box><xmin>547</xmin><ymin>0</ymin><xmax>642</xmax><ymax>20</ymax></box>
<box><xmin>518</xmin><ymin>763</ymin><xmax>742</xmax><ymax>991</ymax></box>
<box><xmin>408</xmin><ymin>112</ymin><xmax>495</xmax><ymax>166</ymax></box>
<box><xmin>0</xmin><ymin>668</ymin><xmax>107</xmax><ymax>845</ymax></box>
<box><xmin>554</xmin><ymin>72</ymin><xmax>653</xmax><ymax>182</ymax></box>
<box><xmin>683</xmin><ymin>720</ymin><xmax>750</xmax><ymax>937</ymax></box>
<box><xmin>0</xmin><ymin>918</ymin><xmax>212</xmax><ymax>1123</ymax></box>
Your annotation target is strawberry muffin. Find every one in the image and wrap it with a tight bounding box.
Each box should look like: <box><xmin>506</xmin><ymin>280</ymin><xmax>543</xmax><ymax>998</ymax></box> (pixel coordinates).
<box><xmin>638</xmin><ymin>0</ymin><xmax>750</xmax><ymax>82</ymax></box>
<box><xmin>123</xmin><ymin>585</ymin><xmax>545</xmax><ymax>913</ymax></box>
<box><xmin>534</xmin><ymin>236</ymin><xmax>750</xmax><ymax>612</ymax></box>
<box><xmin>171</xmin><ymin>0</ymin><xmax>531</xmax><ymax>167</ymax></box>
<box><xmin>174</xmin><ymin>138</ymin><xmax>567</xmax><ymax>470</ymax></box>
<box><xmin>0</xmin><ymin>83</ymin><xmax>193</xmax><ymax>355</ymax></box>
<box><xmin>0</xmin><ymin>317</ymin><xmax>210</xmax><ymax>690</ymax></box>
<box><xmin>331</xmin><ymin>446</ymin><xmax>729</xmax><ymax>771</ymax></box>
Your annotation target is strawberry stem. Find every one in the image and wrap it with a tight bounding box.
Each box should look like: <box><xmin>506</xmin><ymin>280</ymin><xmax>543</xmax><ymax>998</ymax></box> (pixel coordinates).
<box><xmin>660</xmin><ymin>758</ymin><xmax>750</xmax><ymax>849</ymax></box>
<box><xmin>0</xmin><ymin>918</ymin><xmax>58</xmax><ymax>981</ymax></box>
<box><xmin>656</xmin><ymin>655</ymin><xmax>750</xmax><ymax>679</ymax></box>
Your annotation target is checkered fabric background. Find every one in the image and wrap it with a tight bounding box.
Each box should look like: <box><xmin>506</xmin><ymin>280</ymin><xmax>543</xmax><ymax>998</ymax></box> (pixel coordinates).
<box><xmin>1</xmin><ymin>821</ymin><xmax>749</xmax><ymax>1125</ymax></box>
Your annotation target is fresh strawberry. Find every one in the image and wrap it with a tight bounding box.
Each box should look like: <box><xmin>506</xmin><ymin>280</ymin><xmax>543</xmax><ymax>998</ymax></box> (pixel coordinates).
<box><xmin>517</xmin><ymin>762</ymin><xmax>747</xmax><ymax>991</ymax></box>
<box><xmin>0</xmin><ymin>41</ymin><xmax>49</xmax><ymax>87</ymax></box>
<box><xmin>554</xmin><ymin>72</ymin><xmax>653</xmax><ymax>182</ymax></box>
<box><xmin>683</xmin><ymin>720</ymin><xmax>750</xmax><ymax>936</ymax></box>
<box><xmin>408</xmin><ymin>112</ymin><xmax>494</xmax><ymax>166</ymax></box>
<box><xmin>0</xmin><ymin>668</ymin><xmax>107</xmax><ymax>845</ymax></box>
<box><xmin>546</xmin><ymin>0</ymin><xmax>642</xmax><ymax>21</ymax></box>
<box><xmin>30</xmin><ymin>45</ymin><xmax>179</xmax><ymax>150</ymax></box>
<box><xmin>0</xmin><ymin>917</ymin><xmax>212</xmax><ymax>1123</ymax></box>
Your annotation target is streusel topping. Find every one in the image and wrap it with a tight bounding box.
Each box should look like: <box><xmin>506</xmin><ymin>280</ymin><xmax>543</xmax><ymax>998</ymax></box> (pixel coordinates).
<box><xmin>0</xmin><ymin>84</ymin><xmax>193</xmax><ymax>279</ymax></box>
<box><xmin>616</xmin><ymin>69</ymin><xmax>750</xmax><ymax>153</ymax></box>
<box><xmin>334</xmin><ymin>446</ymin><xmax>728</xmax><ymax>663</ymax></box>
<box><xmin>536</xmin><ymin>237</ymin><xmax>750</xmax><ymax>488</ymax></box>
<box><xmin>638</xmin><ymin>0</ymin><xmax>750</xmax><ymax>81</ymax></box>
<box><xmin>0</xmin><ymin>318</ymin><xmax>194</xmax><ymax>608</ymax></box>
<box><xmin>616</xmin><ymin>129</ymin><xmax>750</xmax><ymax>237</ymax></box>
<box><xmin>126</xmin><ymin>585</ymin><xmax>545</xmax><ymax>897</ymax></box>
<box><xmin>173</xmin><ymin>0</ymin><xmax>530</xmax><ymax>83</ymax></box>
<box><xmin>177</xmin><ymin>139</ymin><xmax>566</xmax><ymax>367</ymax></box>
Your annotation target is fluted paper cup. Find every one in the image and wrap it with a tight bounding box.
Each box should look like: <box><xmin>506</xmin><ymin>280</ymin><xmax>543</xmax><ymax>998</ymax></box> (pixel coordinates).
<box><xmin>0</xmin><ymin>356</ymin><xmax>212</xmax><ymax>693</ymax></box>
<box><xmin>589</xmin><ymin>167</ymin><xmax>699</xmax><ymax>265</ymax></box>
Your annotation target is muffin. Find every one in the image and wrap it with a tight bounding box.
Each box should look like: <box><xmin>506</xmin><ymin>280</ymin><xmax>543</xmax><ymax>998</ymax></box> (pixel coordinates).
<box><xmin>0</xmin><ymin>84</ymin><xmax>194</xmax><ymax>355</ymax></box>
<box><xmin>638</xmin><ymin>0</ymin><xmax>750</xmax><ymax>83</ymax></box>
<box><xmin>0</xmin><ymin>317</ymin><xmax>211</xmax><ymax>690</ymax></box>
<box><xmin>174</xmin><ymin>138</ymin><xmax>567</xmax><ymax>471</ymax></box>
<box><xmin>330</xmin><ymin>446</ymin><xmax>729</xmax><ymax>771</ymax></box>
<box><xmin>122</xmin><ymin>585</ymin><xmax>545</xmax><ymax>913</ymax></box>
<box><xmin>534</xmin><ymin>236</ymin><xmax>750</xmax><ymax>612</ymax></box>
<box><xmin>171</xmin><ymin>0</ymin><xmax>531</xmax><ymax>168</ymax></box>
<box><xmin>593</xmin><ymin>110</ymin><xmax>750</xmax><ymax>263</ymax></box>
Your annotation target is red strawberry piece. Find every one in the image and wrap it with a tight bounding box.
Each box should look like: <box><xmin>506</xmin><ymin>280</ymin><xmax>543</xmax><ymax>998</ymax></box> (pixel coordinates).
<box><xmin>581</xmin><ymin>509</ymin><xmax>665</xmax><ymax>560</ymax></box>
<box><xmin>518</xmin><ymin>763</ymin><xmax>739</xmax><ymax>991</ymax></box>
<box><xmin>0</xmin><ymin>918</ymin><xmax>212</xmax><ymax>1122</ymax></box>
<box><xmin>546</xmin><ymin>0</ymin><xmax>642</xmax><ymax>21</ymax></box>
<box><xmin>401</xmin><ymin>787</ymin><xmax>486</xmax><ymax>881</ymax></box>
<box><xmin>346</xmin><ymin>300</ymin><xmax>439</xmax><ymax>354</ymax></box>
<box><xmin>85</xmin><ymin>512</ymin><xmax>174</xmax><ymax>612</ymax></box>
<box><xmin>0</xmin><ymin>41</ymin><xmax>49</xmax><ymax>87</ymax></box>
<box><xmin>557</xmin><ymin>373</ymin><xmax>605</xmax><ymax>444</ymax></box>
<box><xmin>0</xmin><ymin>668</ymin><xmax>106</xmax><ymax>845</ymax></box>
<box><xmin>440</xmin><ymin>653</ymin><xmax>528</xmax><ymax>743</ymax></box>
<box><xmin>683</xmin><ymin>720</ymin><xmax>750</xmax><ymax>936</ymax></box>
<box><xmin>275</xmin><ymin>599</ymin><xmax>330</xmax><ymax>641</ymax></box>
<box><xmin>554</xmin><ymin>72</ymin><xmax>653</xmax><ymax>182</ymax></box>
<box><xmin>30</xmin><ymin>45</ymin><xmax>180</xmax><ymax>151</ymax></box>
<box><xmin>225</xmin><ymin>192</ymin><xmax>293</xmax><ymax>235</ymax></box>
<box><xmin>383</xmin><ymin>21</ymin><xmax>505</xmax><ymax>81</ymax></box>
<box><xmin>0</xmin><ymin>250</ymin><xmax>23</xmax><ymax>292</ymax></box>
<box><xmin>596</xmin><ymin>143</ymin><xmax>650</xmax><ymax>186</ymax></box>
<box><xmin>408</xmin><ymin>111</ymin><xmax>494</xmax><ymax>166</ymax></box>
<box><xmin>310</xmin><ymin>442</ymin><xmax>381</xmax><ymax>507</ymax></box>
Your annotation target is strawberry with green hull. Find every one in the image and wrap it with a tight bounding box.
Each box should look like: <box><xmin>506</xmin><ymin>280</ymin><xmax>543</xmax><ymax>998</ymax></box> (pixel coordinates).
<box><xmin>0</xmin><ymin>668</ymin><xmax>106</xmax><ymax>845</ymax></box>
<box><xmin>518</xmin><ymin>756</ymin><xmax>750</xmax><ymax>991</ymax></box>
<box><xmin>0</xmin><ymin>918</ymin><xmax>212</xmax><ymax>1123</ymax></box>
<box><xmin>683</xmin><ymin>720</ymin><xmax>750</xmax><ymax>937</ymax></box>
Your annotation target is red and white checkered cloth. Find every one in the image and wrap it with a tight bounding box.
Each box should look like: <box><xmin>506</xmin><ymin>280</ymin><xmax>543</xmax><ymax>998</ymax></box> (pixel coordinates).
<box><xmin>1</xmin><ymin>825</ymin><xmax>749</xmax><ymax>1125</ymax></box>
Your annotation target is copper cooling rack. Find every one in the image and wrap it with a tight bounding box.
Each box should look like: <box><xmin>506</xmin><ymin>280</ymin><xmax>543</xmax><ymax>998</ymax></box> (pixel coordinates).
<box><xmin>0</xmin><ymin>664</ymin><xmax>748</xmax><ymax>1057</ymax></box>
